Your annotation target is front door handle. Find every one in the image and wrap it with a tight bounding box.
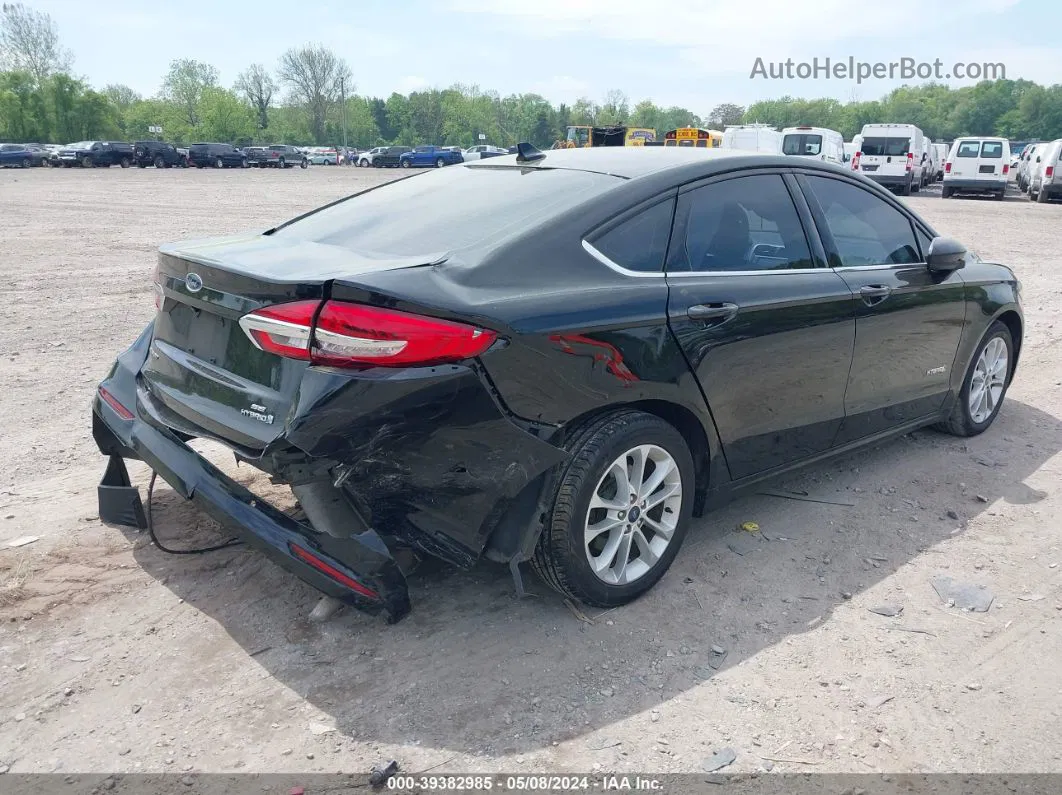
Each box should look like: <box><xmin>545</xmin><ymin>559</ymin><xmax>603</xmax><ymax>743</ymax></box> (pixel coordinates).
<box><xmin>859</xmin><ymin>284</ymin><xmax>892</xmax><ymax>306</ymax></box>
<box><xmin>687</xmin><ymin>302</ymin><xmax>739</xmax><ymax>324</ymax></box>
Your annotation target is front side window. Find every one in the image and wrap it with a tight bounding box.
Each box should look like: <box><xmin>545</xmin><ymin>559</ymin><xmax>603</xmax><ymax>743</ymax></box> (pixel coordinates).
<box><xmin>589</xmin><ymin>199</ymin><xmax>675</xmax><ymax>273</ymax></box>
<box><xmin>956</xmin><ymin>141</ymin><xmax>980</xmax><ymax>158</ymax></box>
<box><xmin>803</xmin><ymin>175</ymin><xmax>920</xmax><ymax>268</ymax></box>
<box><xmin>671</xmin><ymin>174</ymin><xmax>814</xmax><ymax>273</ymax></box>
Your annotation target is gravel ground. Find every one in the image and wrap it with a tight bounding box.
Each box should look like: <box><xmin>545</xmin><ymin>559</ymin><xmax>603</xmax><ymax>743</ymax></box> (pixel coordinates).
<box><xmin>1</xmin><ymin>167</ymin><xmax>1061</xmax><ymax>778</ymax></box>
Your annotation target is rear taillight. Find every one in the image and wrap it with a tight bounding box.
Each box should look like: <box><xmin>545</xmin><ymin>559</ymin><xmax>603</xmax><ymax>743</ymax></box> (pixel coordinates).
<box><xmin>1003</xmin><ymin>164</ymin><xmax>1009</xmax><ymax>175</ymax></box>
<box><xmin>905</xmin><ymin>153</ymin><xmax>913</xmax><ymax>172</ymax></box>
<box><xmin>851</xmin><ymin>152</ymin><xmax>861</xmax><ymax>170</ymax></box>
<box><xmin>238</xmin><ymin>300</ymin><xmax>318</xmax><ymax>360</ymax></box>
<box><xmin>945</xmin><ymin>162</ymin><xmax>952</xmax><ymax>173</ymax></box>
<box><xmin>238</xmin><ymin>301</ymin><xmax>497</xmax><ymax>367</ymax></box>
<box><xmin>1046</xmin><ymin>166</ymin><xmax>1054</xmax><ymax>179</ymax></box>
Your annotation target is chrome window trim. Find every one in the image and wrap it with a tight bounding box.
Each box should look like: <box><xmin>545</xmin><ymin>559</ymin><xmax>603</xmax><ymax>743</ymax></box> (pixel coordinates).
<box><xmin>582</xmin><ymin>239</ymin><xmax>826</xmax><ymax>278</ymax></box>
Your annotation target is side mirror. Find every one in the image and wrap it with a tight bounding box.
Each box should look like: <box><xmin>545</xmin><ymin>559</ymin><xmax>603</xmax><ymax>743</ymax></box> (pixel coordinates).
<box><xmin>927</xmin><ymin>236</ymin><xmax>966</xmax><ymax>272</ymax></box>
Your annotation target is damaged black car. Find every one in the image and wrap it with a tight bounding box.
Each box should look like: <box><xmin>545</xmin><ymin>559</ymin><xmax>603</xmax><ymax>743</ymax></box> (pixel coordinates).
<box><xmin>93</xmin><ymin>144</ymin><xmax>1022</xmax><ymax>622</ymax></box>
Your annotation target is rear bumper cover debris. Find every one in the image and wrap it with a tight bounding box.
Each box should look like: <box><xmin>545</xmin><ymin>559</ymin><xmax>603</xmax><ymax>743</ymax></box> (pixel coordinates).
<box><xmin>91</xmin><ymin>324</ymin><xmax>411</xmax><ymax>622</ymax></box>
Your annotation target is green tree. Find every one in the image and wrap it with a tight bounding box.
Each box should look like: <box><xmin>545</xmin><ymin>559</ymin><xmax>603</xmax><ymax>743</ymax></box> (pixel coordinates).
<box><xmin>161</xmin><ymin>58</ymin><xmax>218</xmax><ymax>129</ymax></box>
<box><xmin>198</xmin><ymin>87</ymin><xmax>256</xmax><ymax>144</ymax></box>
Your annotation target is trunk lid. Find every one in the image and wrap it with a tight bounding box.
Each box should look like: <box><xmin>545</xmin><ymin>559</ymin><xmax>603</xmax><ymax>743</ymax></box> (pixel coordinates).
<box><xmin>140</xmin><ymin>232</ymin><xmax>443</xmax><ymax>451</ymax></box>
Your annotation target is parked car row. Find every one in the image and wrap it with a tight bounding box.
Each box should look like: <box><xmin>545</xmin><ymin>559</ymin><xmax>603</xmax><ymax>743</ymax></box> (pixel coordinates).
<box><xmin>1015</xmin><ymin>139</ymin><xmax>1062</xmax><ymax>202</ymax></box>
<box><xmin>355</xmin><ymin>143</ymin><xmax>508</xmax><ymax>168</ymax></box>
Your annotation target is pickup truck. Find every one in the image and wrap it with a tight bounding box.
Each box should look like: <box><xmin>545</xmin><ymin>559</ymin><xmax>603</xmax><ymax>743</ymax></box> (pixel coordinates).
<box><xmin>399</xmin><ymin>145</ymin><xmax>464</xmax><ymax>168</ymax></box>
<box><xmin>56</xmin><ymin>141</ymin><xmax>134</xmax><ymax>168</ymax></box>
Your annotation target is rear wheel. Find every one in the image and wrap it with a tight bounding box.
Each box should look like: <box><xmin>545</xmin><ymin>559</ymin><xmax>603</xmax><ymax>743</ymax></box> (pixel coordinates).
<box><xmin>81</xmin><ymin>156</ymin><xmax>93</xmax><ymax>168</ymax></box>
<box><xmin>120</xmin><ymin>157</ymin><xmax>130</xmax><ymax>168</ymax></box>
<box><xmin>20</xmin><ymin>157</ymin><xmax>30</xmax><ymax>168</ymax></box>
<box><xmin>941</xmin><ymin>185</ymin><xmax>953</xmax><ymax>198</ymax></box>
<box><xmin>899</xmin><ymin>179</ymin><xmax>911</xmax><ymax>196</ymax></box>
<box><xmin>935</xmin><ymin>321</ymin><xmax>1014</xmax><ymax>437</ymax></box>
<box><xmin>401</xmin><ymin>159</ymin><xmax>411</xmax><ymax>168</ymax></box>
<box><xmin>1037</xmin><ymin>186</ymin><xmax>1049</xmax><ymax>203</ymax></box>
<box><xmin>154</xmin><ymin>155</ymin><xmax>165</xmax><ymax>169</ymax></box>
<box><xmin>531</xmin><ymin>411</ymin><xmax>695</xmax><ymax>608</ymax></box>
<box><xmin>300</xmin><ymin>158</ymin><xmax>308</xmax><ymax>169</ymax></box>
<box><xmin>215</xmin><ymin>157</ymin><xmax>224</xmax><ymax>169</ymax></box>
<box><xmin>435</xmin><ymin>157</ymin><xmax>445</xmax><ymax>168</ymax></box>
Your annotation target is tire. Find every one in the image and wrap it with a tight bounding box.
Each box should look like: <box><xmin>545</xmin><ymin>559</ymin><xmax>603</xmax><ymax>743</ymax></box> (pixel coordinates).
<box><xmin>300</xmin><ymin>159</ymin><xmax>307</xmax><ymax>169</ymax></box>
<box><xmin>911</xmin><ymin>178</ymin><xmax>921</xmax><ymax>193</ymax></box>
<box><xmin>435</xmin><ymin>157</ymin><xmax>445</xmax><ymax>168</ymax></box>
<box><xmin>935</xmin><ymin>321</ymin><xmax>1014</xmax><ymax>438</ymax></box>
<box><xmin>241</xmin><ymin>158</ymin><xmax>249</xmax><ymax>168</ymax></box>
<box><xmin>359</xmin><ymin>159</ymin><xmax>369</xmax><ymax>167</ymax></box>
<box><xmin>941</xmin><ymin>186</ymin><xmax>952</xmax><ymax>198</ymax></box>
<box><xmin>120</xmin><ymin>157</ymin><xmax>130</xmax><ymax>168</ymax></box>
<box><xmin>20</xmin><ymin>157</ymin><xmax>30</xmax><ymax>169</ymax></box>
<box><xmin>400</xmin><ymin>159</ymin><xmax>411</xmax><ymax>168</ymax></box>
<box><xmin>154</xmin><ymin>156</ymin><xmax>165</xmax><ymax>169</ymax></box>
<box><xmin>531</xmin><ymin>410</ymin><xmax>695</xmax><ymax>608</ymax></box>
<box><xmin>215</xmin><ymin>157</ymin><xmax>224</xmax><ymax>169</ymax></box>
<box><xmin>899</xmin><ymin>179</ymin><xmax>911</xmax><ymax>196</ymax></box>
<box><xmin>1037</xmin><ymin>186</ymin><xmax>1049</xmax><ymax>203</ymax></box>
<box><xmin>278</xmin><ymin>157</ymin><xmax>286</xmax><ymax>169</ymax></box>
<box><xmin>995</xmin><ymin>190</ymin><xmax>1005</xmax><ymax>201</ymax></box>
<box><xmin>81</xmin><ymin>156</ymin><xmax>93</xmax><ymax>168</ymax></box>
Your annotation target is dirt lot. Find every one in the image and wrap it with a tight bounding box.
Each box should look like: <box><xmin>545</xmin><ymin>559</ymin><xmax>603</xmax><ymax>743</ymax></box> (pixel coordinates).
<box><xmin>1</xmin><ymin>166</ymin><xmax>1061</xmax><ymax>778</ymax></box>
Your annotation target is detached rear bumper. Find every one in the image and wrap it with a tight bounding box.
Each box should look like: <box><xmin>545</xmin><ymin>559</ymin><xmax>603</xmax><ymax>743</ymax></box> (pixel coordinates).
<box><xmin>92</xmin><ymin>324</ymin><xmax>411</xmax><ymax>622</ymax></box>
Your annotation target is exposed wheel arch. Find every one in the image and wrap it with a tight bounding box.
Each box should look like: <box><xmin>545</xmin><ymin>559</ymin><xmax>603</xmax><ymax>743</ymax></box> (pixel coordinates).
<box><xmin>994</xmin><ymin>309</ymin><xmax>1023</xmax><ymax>374</ymax></box>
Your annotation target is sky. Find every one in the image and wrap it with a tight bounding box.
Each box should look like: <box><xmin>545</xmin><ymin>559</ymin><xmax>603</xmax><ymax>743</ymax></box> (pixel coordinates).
<box><xmin>25</xmin><ymin>0</ymin><xmax>1062</xmax><ymax>113</ymax></box>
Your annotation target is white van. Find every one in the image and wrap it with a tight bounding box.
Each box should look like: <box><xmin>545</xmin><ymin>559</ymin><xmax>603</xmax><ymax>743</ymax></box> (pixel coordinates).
<box><xmin>781</xmin><ymin>126</ymin><xmax>845</xmax><ymax>165</ymax></box>
<box><xmin>1018</xmin><ymin>143</ymin><xmax>1042</xmax><ymax>191</ymax></box>
<box><xmin>843</xmin><ymin>141</ymin><xmax>858</xmax><ymax>167</ymax></box>
<box><xmin>932</xmin><ymin>143</ymin><xmax>949</xmax><ymax>181</ymax></box>
<box><xmin>721</xmin><ymin>125</ymin><xmax>783</xmax><ymax>153</ymax></box>
<box><xmin>941</xmin><ymin>137</ymin><xmax>1010</xmax><ymax>200</ymax></box>
<box><xmin>1028</xmin><ymin>139</ymin><xmax>1062</xmax><ymax>203</ymax></box>
<box><xmin>854</xmin><ymin>123</ymin><xmax>927</xmax><ymax>195</ymax></box>
<box><xmin>924</xmin><ymin>143</ymin><xmax>940</xmax><ymax>184</ymax></box>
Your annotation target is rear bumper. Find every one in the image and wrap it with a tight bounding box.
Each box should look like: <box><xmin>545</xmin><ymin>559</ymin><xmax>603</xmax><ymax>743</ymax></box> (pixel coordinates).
<box><xmin>943</xmin><ymin>178</ymin><xmax>1007</xmax><ymax>192</ymax></box>
<box><xmin>92</xmin><ymin>325</ymin><xmax>411</xmax><ymax>621</ymax></box>
<box><xmin>862</xmin><ymin>173</ymin><xmax>910</xmax><ymax>187</ymax></box>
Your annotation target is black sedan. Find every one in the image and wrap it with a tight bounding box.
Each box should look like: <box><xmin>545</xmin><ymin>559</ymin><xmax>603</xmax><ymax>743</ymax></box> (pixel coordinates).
<box><xmin>92</xmin><ymin>145</ymin><xmax>1023</xmax><ymax>622</ymax></box>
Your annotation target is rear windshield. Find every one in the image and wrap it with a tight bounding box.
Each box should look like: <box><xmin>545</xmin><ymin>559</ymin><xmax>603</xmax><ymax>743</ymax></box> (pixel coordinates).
<box><xmin>981</xmin><ymin>141</ymin><xmax>1003</xmax><ymax>158</ymax></box>
<box><xmin>861</xmin><ymin>137</ymin><xmax>910</xmax><ymax>156</ymax></box>
<box><xmin>272</xmin><ymin>165</ymin><xmax>622</xmax><ymax>257</ymax></box>
<box><xmin>783</xmin><ymin>133</ymin><xmax>823</xmax><ymax>156</ymax></box>
<box><xmin>956</xmin><ymin>141</ymin><xmax>980</xmax><ymax>158</ymax></box>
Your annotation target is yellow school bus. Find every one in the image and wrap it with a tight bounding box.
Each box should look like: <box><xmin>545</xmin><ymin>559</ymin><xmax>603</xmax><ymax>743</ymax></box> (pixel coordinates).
<box><xmin>560</xmin><ymin>125</ymin><xmax>657</xmax><ymax>148</ymax></box>
<box><xmin>664</xmin><ymin>127</ymin><xmax>723</xmax><ymax>148</ymax></box>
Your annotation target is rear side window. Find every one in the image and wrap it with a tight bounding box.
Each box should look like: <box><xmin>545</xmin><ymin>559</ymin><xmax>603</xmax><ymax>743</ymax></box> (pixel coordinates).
<box><xmin>803</xmin><ymin>175</ymin><xmax>920</xmax><ymax>268</ymax></box>
<box><xmin>671</xmin><ymin>174</ymin><xmax>814</xmax><ymax>272</ymax></box>
<box><xmin>956</xmin><ymin>141</ymin><xmax>980</xmax><ymax>158</ymax></box>
<box><xmin>861</xmin><ymin>137</ymin><xmax>910</xmax><ymax>156</ymax></box>
<box><xmin>273</xmin><ymin>165</ymin><xmax>622</xmax><ymax>256</ymax></box>
<box><xmin>981</xmin><ymin>142</ymin><xmax>1003</xmax><ymax>158</ymax></box>
<box><xmin>590</xmin><ymin>199</ymin><xmax>674</xmax><ymax>273</ymax></box>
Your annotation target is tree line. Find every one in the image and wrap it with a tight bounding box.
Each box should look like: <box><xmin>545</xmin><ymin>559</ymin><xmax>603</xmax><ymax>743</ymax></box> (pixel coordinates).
<box><xmin>3</xmin><ymin>2</ymin><xmax>1062</xmax><ymax>148</ymax></box>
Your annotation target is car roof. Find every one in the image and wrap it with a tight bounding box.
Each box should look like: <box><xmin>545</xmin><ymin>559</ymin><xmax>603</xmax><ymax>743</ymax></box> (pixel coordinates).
<box><xmin>465</xmin><ymin>146</ymin><xmax>801</xmax><ymax>181</ymax></box>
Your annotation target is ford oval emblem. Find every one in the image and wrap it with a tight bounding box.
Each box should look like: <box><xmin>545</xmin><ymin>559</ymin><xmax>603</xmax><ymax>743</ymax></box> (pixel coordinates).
<box><xmin>185</xmin><ymin>272</ymin><xmax>203</xmax><ymax>293</ymax></box>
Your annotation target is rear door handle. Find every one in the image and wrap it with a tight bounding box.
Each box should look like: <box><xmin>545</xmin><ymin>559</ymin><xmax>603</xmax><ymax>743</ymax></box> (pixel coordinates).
<box><xmin>687</xmin><ymin>302</ymin><xmax>739</xmax><ymax>324</ymax></box>
<box><xmin>859</xmin><ymin>284</ymin><xmax>892</xmax><ymax>305</ymax></box>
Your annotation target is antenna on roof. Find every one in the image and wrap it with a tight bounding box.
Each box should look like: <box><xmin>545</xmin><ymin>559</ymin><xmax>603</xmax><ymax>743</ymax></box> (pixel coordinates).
<box><xmin>515</xmin><ymin>142</ymin><xmax>546</xmax><ymax>163</ymax></box>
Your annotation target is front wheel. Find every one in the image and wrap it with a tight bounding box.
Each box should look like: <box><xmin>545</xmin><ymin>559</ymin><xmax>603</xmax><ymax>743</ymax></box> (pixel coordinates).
<box><xmin>81</xmin><ymin>156</ymin><xmax>94</xmax><ymax>168</ymax></box>
<box><xmin>215</xmin><ymin>157</ymin><xmax>224</xmax><ymax>169</ymax></box>
<box><xmin>400</xmin><ymin>160</ymin><xmax>411</xmax><ymax>168</ymax></box>
<box><xmin>300</xmin><ymin>159</ymin><xmax>308</xmax><ymax>169</ymax></box>
<box><xmin>20</xmin><ymin>157</ymin><xmax>30</xmax><ymax>168</ymax></box>
<box><xmin>531</xmin><ymin>411</ymin><xmax>695</xmax><ymax>608</ymax></box>
<box><xmin>120</xmin><ymin>157</ymin><xmax>130</xmax><ymax>168</ymax></box>
<box><xmin>935</xmin><ymin>321</ymin><xmax>1014</xmax><ymax>438</ymax></box>
<box><xmin>154</xmin><ymin>156</ymin><xmax>165</xmax><ymax>169</ymax></box>
<box><xmin>435</xmin><ymin>157</ymin><xmax>445</xmax><ymax>168</ymax></box>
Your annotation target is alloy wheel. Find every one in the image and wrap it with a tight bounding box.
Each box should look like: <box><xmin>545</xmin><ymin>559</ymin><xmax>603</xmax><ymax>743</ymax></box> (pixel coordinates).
<box><xmin>584</xmin><ymin>444</ymin><xmax>682</xmax><ymax>585</ymax></box>
<box><xmin>968</xmin><ymin>337</ymin><xmax>1008</xmax><ymax>424</ymax></box>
